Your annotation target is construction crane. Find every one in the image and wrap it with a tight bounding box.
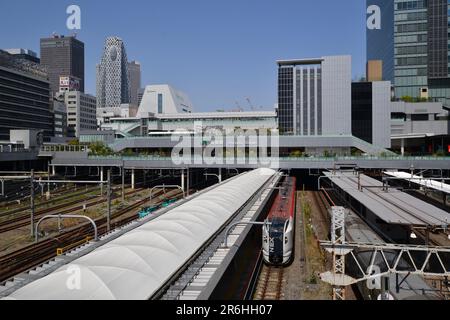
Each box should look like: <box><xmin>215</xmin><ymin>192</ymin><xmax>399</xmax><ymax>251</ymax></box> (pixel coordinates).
<box><xmin>246</xmin><ymin>97</ymin><xmax>255</xmax><ymax>111</ymax></box>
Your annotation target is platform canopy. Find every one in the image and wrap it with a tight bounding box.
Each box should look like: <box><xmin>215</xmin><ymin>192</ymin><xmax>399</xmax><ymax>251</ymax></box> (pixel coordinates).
<box><xmin>324</xmin><ymin>172</ymin><xmax>449</xmax><ymax>227</ymax></box>
<box><xmin>5</xmin><ymin>168</ymin><xmax>276</xmax><ymax>300</ymax></box>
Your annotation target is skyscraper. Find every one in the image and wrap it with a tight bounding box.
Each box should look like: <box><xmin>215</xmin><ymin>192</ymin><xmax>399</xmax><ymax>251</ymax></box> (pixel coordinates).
<box><xmin>96</xmin><ymin>37</ymin><xmax>130</xmax><ymax>109</ymax></box>
<box><xmin>366</xmin><ymin>0</ymin><xmax>395</xmax><ymax>83</ymax></box>
<box><xmin>128</xmin><ymin>61</ymin><xmax>141</xmax><ymax>106</ymax></box>
<box><xmin>40</xmin><ymin>34</ymin><xmax>85</xmax><ymax>94</ymax></box>
<box><xmin>367</xmin><ymin>0</ymin><xmax>450</xmax><ymax>106</ymax></box>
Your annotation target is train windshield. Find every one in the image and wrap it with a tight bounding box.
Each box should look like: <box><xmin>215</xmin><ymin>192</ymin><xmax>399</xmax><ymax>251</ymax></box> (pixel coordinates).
<box><xmin>269</xmin><ymin>218</ymin><xmax>285</xmax><ymax>237</ymax></box>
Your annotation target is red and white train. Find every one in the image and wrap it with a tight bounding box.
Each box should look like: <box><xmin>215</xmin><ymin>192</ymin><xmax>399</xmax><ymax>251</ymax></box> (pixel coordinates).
<box><xmin>262</xmin><ymin>177</ymin><xmax>296</xmax><ymax>266</ymax></box>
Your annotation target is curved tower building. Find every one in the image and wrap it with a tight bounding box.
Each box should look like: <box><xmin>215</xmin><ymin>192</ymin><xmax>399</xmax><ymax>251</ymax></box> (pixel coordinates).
<box><xmin>96</xmin><ymin>37</ymin><xmax>130</xmax><ymax>109</ymax></box>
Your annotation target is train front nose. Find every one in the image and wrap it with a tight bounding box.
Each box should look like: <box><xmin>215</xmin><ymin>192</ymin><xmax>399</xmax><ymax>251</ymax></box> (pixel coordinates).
<box><xmin>269</xmin><ymin>233</ymin><xmax>284</xmax><ymax>265</ymax></box>
<box><xmin>270</xmin><ymin>255</ymin><xmax>283</xmax><ymax>264</ymax></box>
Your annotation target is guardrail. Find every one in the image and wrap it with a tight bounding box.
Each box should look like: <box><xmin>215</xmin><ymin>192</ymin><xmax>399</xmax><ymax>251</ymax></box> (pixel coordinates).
<box><xmin>87</xmin><ymin>155</ymin><xmax>450</xmax><ymax>161</ymax></box>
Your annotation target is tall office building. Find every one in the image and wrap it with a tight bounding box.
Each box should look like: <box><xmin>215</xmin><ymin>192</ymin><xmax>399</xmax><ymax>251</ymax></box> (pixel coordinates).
<box><xmin>56</xmin><ymin>91</ymin><xmax>97</xmax><ymax>138</ymax></box>
<box><xmin>366</xmin><ymin>0</ymin><xmax>395</xmax><ymax>83</ymax></box>
<box><xmin>367</xmin><ymin>0</ymin><xmax>450</xmax><ymax>105</ymax></box>
<box><xmin>0</xmin><ymin>50</ymin><xmax>53</xmax><ymax>140</ymax></box>
<box><xmin>40</xmin><ymin>34</ymin><xmax>85</xmax><ymax>94</ymax></box>
<box><xmin>277</xmin><ymin>56</ymin><xmax>352</xmax><ymax>136</ymax></box>
<box><xmin>96</xmin><ymin>37</ymin><xmax>130</xmax><ymax>109</ymax></box>
<box><xmin>128</xmin><ymin>61</ymin><xmax>141</xmax><ymax>106</ymax></box>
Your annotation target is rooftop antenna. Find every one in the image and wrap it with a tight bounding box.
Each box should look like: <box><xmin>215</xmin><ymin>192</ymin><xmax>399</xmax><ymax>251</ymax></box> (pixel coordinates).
<box><xmin>235</xmin><ymin>101</ymin><xmax>243</xmax><ymax>112</ymax></box>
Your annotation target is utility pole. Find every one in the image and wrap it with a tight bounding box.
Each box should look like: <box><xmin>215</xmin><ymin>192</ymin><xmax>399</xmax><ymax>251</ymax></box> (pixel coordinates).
<box><xmin>107</xmin><ymin>170</ymin><xmax>111</xmax><ymax>232</ymax></box>
<box><xmin>100</xmin><ymin>167</ymin><xmax>104</xmax><ymax>196</ymax></box>
<box><xmin>187</xmin><ymin>168</ymin><xmax>190</xmax><ymax>197</ymax></box>
<box><xmin>47</xmin><ymin>162</ymin><xmax>51</xmax><ymax>200</ymax></box>
<box><xmin>122</xmin><ymin>162</ymin><xmax>125</xmax><ymax>202</ymax></box>
<box><xmin>30</xmin><ymin>169</ymin><xmax>35</xmax><ymax>237</ymax></box>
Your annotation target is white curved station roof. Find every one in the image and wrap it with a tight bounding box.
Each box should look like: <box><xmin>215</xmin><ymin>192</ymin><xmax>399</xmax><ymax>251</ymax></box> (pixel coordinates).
<box><xmin>6</xmin><ymin>168</ymin><xmax>276</xmax><ymax>300</ymax></box>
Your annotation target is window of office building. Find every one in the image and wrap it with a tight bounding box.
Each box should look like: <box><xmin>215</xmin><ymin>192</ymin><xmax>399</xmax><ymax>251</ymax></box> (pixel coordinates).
<box><xmin>352</xmin><ymin>83</ymin><xmax>373</xmax><ymax>144</ymax></box>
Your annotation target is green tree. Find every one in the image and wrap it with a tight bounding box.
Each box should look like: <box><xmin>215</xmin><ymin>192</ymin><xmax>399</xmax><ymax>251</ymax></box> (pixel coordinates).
<box><xmin>89</xmin><ymin>142</ymin><xmax>114</xmax><ymax>156</ymax></box>
<box><xmin>68</xmin><ymin>139</ymin><xmax>80</xmax><ymax>146</ymax></box>
<box><xmin>401</xmin><ymin>96</ymin><xmax>414</xmax><ymax>103</ymax></box>
<box><xmin>290</xmin><ymin>150</ymin><xmax>303</xmax><ymax>158</ymax></box>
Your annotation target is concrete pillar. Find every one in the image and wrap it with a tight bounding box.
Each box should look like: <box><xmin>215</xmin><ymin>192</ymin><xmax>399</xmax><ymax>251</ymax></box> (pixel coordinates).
<box><xmin>100</xmin><ymin>167</ymin><xmax>104</xmax><ymax>196</ymax></box>
<box><xmin>401</xmin><ymin>139</ymin><xmax>405</xmax><ymax>157</ymax></box>
<box><xmin>181</xmin><ymin>169</ymin><xmax>185</xmax><ymax>192</ymax></box>
<box><xmin>52</xmin><ymin>165</ymin><xmax>56</xmax><ymax>176</ymax></box>
<box><xmin>131</xmin><ymin>169</ymin><xmax>135</xmax><ymax>190</ymax></box>
<box><xmin>218</xmin><ymin>168</ymin><xmax>222</xmax><ymax>183</ymax></box>
<box><xmin>121</xmin><ymin>165</ymin><xmax>125</xmax><ymax>202</ymax></box>
<box><xmin>187</xmin><ymin>168</ymin><xmax>190</xmax><ymax>197</ymax></box>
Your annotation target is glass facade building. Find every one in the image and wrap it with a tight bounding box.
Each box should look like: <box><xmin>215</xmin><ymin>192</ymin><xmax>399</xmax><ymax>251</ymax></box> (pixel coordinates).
<box><xmin>278</xmin><ymin>62</ymin><xmax>323</xmax><ymax>136</ymax></box>
<box><xmin>0</xmin><ymin>50</ymin><xmax>53</xmax><ymax>141</ymax></box>
<box><xmin>367</xmin><ymin>0</ymin><xmax>395</xmax><ymax>82</ymax></box>
<box><xmin>352</xmin><ymin>83</ymin><xmax>374</xmax><ymax>144</ymax></box>
<box><xmin>394</xmin><ymin>0</ymin><xmax>430</xmax><ymax>99</ymax></box>
<box><xmin>368</xmin><ymin>0</ymin><xmax>450</xmax><ymax>106</ymax></box>
<box><xmin>278</xmin><ymin>66</ymin><xmax>294</xmax><ymax>134</ymax></box>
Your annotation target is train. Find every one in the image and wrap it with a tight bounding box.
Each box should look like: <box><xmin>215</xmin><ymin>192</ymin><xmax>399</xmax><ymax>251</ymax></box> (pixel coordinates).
<box><xmin>262</xmin><ymin>177</ymin><xmax>296</xmax><ymax>266</ymax></box>
<box><xmin>137</xmin><ymin>199</ymin><xmax>178</xmax><ymax>219</ymax></box>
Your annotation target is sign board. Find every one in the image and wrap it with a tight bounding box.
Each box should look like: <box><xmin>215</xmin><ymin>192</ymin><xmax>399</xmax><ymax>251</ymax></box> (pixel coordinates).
<box><xmin>59</xmin><ymin>76</ymin><xmax>80</xmax><ymax>91</ymax></box>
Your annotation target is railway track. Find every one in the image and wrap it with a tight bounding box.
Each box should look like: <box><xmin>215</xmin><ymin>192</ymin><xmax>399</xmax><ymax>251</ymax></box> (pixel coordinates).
<box><xmin>0</xmin><ymin>188</ymin><xmax>144</xmax><ymax>234</ymax></box>
<box><xmin>0</xmin><ymin>183</ymin><xmax>136</xmax><ymax>218</ymax></box>
<box><xmin>0</xmin><ymin>189</ymin><xmax>186</xmax><ymax>283</ymax></box>
<box><xmin>311</xmin><ymin>189</ymin><xmax>334</xmax><ymax>235</ymax></box>
<box><xmin>0</xmin><ymin>185</ymin><xmax>103</xmax><ymax>217</ymax></box>
<box><xmin>253</xmin><ymin>264</ymin><xmax>285</xmax><ymax>300</ymax></box>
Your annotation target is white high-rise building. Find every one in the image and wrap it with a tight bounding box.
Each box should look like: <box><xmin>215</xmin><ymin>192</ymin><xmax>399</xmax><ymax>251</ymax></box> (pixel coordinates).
<box><xmin>277</xmin><ymin>55</ymin><xmax>352</xmax><ymax>136</ymax></box>
<box><xmin>96</xmin><ymin>37</ymin><xmax>130</xmax><ymax>109</ymax></box>
<box><xmin>56</xmin><ymin>91</ymin><xmax>97</xmax><ymax>138</ymax></box>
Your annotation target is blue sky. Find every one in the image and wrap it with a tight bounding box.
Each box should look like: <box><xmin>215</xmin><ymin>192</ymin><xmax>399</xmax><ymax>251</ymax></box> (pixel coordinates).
<box><xmin>0</xmin><ymin>0</ymin><xmax>367</xmax><ymax>111</ymax></box>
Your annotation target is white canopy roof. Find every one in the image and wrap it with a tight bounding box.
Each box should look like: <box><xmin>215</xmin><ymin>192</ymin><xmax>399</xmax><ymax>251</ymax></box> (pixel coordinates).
<box><xmin>6</xmin><ymin>168</ymin><xmax>275</xmax><ymax>300</ymax></box>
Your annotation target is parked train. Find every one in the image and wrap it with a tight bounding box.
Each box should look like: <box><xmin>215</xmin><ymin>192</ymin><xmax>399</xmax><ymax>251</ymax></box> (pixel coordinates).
<box><xmin>262</xmin><ymin>177</ymin><xmax>296</xmax><ymax>266</ymax></box>
<box><xmin>137</xmin><ymin>199</ymin><xmax>177</xmax><ymax>219</ymax></box>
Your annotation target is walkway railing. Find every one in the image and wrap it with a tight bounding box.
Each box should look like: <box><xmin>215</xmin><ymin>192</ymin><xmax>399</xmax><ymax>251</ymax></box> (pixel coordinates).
<box><xmin>41</xmin><ymin>145</ymin><xmax>89</xmax><ymax>153</ymax></box>
<box><xmin>87</xmin><ymin>155</ymin><xmax>450</xmax><ymax>161</ymax></box>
